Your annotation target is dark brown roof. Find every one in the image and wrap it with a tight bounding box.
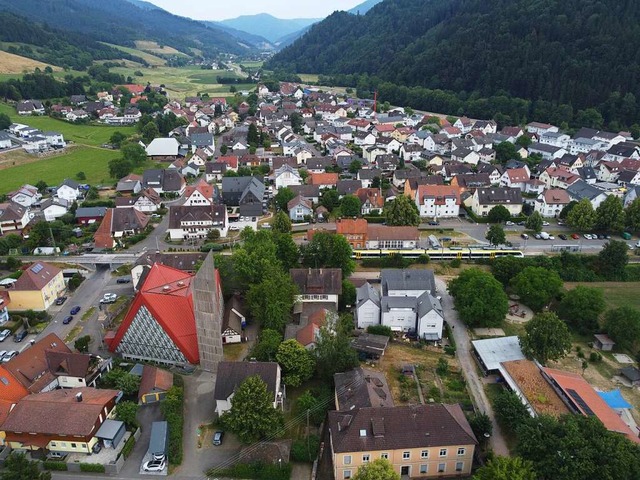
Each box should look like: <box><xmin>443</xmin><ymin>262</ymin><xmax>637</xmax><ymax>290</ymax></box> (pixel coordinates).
<box><xmin>110</xmin><ymin>207</ymin><xmax>149</xmax><ymax>232</ymax></box>
<box><xmin>334</xmin><ymin>368</ymin><xmax>394</xmax><ymax>411</ymax></box>
<box><xmin>214</xmin><ymin>362</ymin><xmax>279</xmax><ymax>400</ymax></box>
<box><xmin>45</xmin><ymin>351</ymin><xmax>92</xmax><ymax>378</ymax></box>
<box><xmin>2</xmin><ymin>387</ymin><xmax>119</xmax><ymax>437</ymax></box>
<box><xmin>135</xmin><ymin>252</ymin><xmax>206</xmax><ymax>272</ymax></box>
<box><xmin>328</xmin><ymin>404</ymin><xmax>477</xmax><ymax>453</ymax></box>
<box><xmin>289</xmin><ymin>269</ymin><xmax>342</xmax><ymax>295</ymax></box>
<box><xmin>13</xmin><ymin>262</ymin><xmax>62</xmax><ymax>291</ymax></box>
<box><xmin>138</xmin><ymin>365</ymin><xmax>173</xmax><ymax>400</ymax></box>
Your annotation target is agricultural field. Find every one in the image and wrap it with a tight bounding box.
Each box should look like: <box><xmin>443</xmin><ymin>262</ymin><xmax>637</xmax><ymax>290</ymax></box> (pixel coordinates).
<box><xmin>101</xmin><ymin>43</ymin><xmax>167</xmax><ymax>67</ymax></box>
<box><xmin>0</xmin><ymin>103</ymin><xmax>137</xmax><ymax>146</ymax></box>
<box><xmin>134</xmin><ymin>40</ymin><xmax>188</xmax><ymax>57</ymax></box>
<box><xmin>0</xmin><ymin>50</ymin><xmax>60</xmax><ymax>74</ymax></box>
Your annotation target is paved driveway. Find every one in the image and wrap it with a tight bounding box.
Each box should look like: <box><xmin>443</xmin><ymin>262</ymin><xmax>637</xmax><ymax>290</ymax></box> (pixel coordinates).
<box><xmin>119</xmin><ymin>403</ymin><xmax>163</xmax><ymax>478</ymax></box>
<box><xmin>435</xmin><ymin>276</ymin><xmax>510</xmax><ymax>456</ymax></box>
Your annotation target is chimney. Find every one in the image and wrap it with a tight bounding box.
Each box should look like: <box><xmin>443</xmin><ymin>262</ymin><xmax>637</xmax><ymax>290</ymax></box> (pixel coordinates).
<box><xmin>76</xmin><ymin>392</ymin><xmax>83</xmax><ymax>402</ymax></box>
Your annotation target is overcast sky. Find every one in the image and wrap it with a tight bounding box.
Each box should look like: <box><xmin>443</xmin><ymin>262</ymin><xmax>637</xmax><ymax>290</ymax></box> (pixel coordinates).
<box><xmin>146</xmin><ymin>0</ymin><xmax>365</xmax><ymax>20</ymax></box>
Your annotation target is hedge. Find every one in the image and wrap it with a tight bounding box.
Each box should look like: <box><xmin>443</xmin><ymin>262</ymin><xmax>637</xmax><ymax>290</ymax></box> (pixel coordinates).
<box><xmin>290</xmin><ymin>435</ymin><xmax>320</xmax><ymax>462</ymax></box>
<box><xmin>79</xmin><ymin>463</ymin><xmax>105</xmax><ymax>473</ymax></box>
<box><xmin>208</xmin><ymin>462</ymin><xmax>292</xmax><ymax>480</ymax></box>
<box><xmin>43</xmin><ymin>461</ymin><xmax>68</xmax><ymax>471</ymax></box>
<box><xmin>161</xmin><ymin>385</ymin><xmax>184</xmax><ymax>465</ymax></box>
<box><xmin>120</xmin><ymin>434</ymin><xmax>136</xmax><ymax>460</ymax></box>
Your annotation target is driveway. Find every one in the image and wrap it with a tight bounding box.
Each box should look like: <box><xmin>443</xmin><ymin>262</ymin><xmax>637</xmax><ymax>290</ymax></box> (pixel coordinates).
<box><xmin>118</xmin><ymin>403</ymin><xmax>163</xmax><ymax>478</ymax></box>
<box><xmin>435</xmin><ymin>277</ymin><xmax>510</xmax><ymax>456</ymax></box>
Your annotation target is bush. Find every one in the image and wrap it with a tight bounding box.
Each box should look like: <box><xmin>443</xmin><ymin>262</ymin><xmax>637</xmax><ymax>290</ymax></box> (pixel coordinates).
<box><xmin>43</xmin><ymin>461</ymin><xmax>68</xmax><ymax>471</ymax></box>
<box><xmin>417</xmin><ymin>253</ymin><xmax>430</xmax><ymax>264</ymax></box>
<box><xmin>367</xmin><ymin>325</ymin><xmax>393</xmax><ymax>338</ymax></box>
<box><xmin>201</xmin><ymin>243</ymin><xmax>223</xmax><ymax>252</ymax></box>
<box><xmin>161</xmin><ymin>386</ymin><xmax>184</xmax><ymax>465</ymax></box>
<box><xmin>290</xmin><ymin>435</ymin><xmax>320</xmax><ymax>462</ymax></box>
<box><xmin>74</xmin><ymin>335</ymin><xmax>91</xmax><ymax>353</ymax></box>
<box><xmin>209</xmin><ymin>462</ymin><xmax>292</xmax><ymax>480</ymax></box>
<box><xmin>450</xmin><ymin>258</ymin><xmax>462</xmax><ymax>268</ymax></box>
<box><xmin>589</xmin><ymin>352</ymin><xmax>602</xmax><ymax>362</ymax></box>
<box><xmin>120</xmin><ymin>435</ymin><xmax>136</xmax><ymax>459</ymax></box>
<box><xmin>79</xmin><ymin>463</ymin><xmax>105</xmax><ymax>473</ymax></box>
<box><xmin>444</xmin><ymin>345</ymin><xmax>456</xmax><ymax>356</ymax></box>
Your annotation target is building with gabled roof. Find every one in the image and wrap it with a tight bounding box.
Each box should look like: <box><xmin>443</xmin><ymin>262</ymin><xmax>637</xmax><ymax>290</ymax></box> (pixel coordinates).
<box><xmin>328</xmin><ymin>404</ymin><xmax>477</xmax><ymax>479</ymax></box>
<box><xmin>214</xmin><ymin>361</ymin><xmax>281</xmax><ymax>415</ymax></box>
<box><xmin>469</xmin><ymin>187</ymin><xmax>523</xmax><ymax>217</ymax></box>
<box><xmin>93</xmin><ymin>207</ymin><xmax>149</xmax><ymax>249</ymax></box>
<box><xmin>9</xmin><ymin>262</ymin><xmax>65</xmax><ymax>311</ymax></box>
<box><xmin>415</xmin><ymin>185</ymin><xmax>461</xmax><ymax>218</ymax></box>
<box><xmin>334</xmin><ymin>367</ymin><xmax>393</xmax><ymax>411</ymax></box>
<box><xmin>138</xmin><ymin>365</ymin><xmax>173</xmax><ymax>404</ymax></box>
<box><xmin>290</xmin><ymin>268</ymin><xmax>342</xmax><ymax>310</ymax></box>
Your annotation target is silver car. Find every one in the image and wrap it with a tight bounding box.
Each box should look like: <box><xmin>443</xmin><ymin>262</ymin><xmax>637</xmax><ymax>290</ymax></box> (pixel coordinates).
<box><xmin>0</xmin><ymin>329</ymin><xmax>11</xmax><ymax>342</ymax></box>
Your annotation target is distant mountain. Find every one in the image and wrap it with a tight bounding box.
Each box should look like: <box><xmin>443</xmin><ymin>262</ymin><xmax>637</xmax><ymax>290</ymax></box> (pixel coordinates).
<box><xmin>125</xmin><ymin>0</ymin><xmax>161</xmax><ymax>10</ymax></box>
<box><xmin>0</xmin><ymin>0</ymin><xmax>251</xmax><ymax>57</ymax></box>
<box><xmin>204</xmin><ymin>22</ymin><xmax>275</xmax><ymax>51</ymax></box>
<box><xmin>348</xmin><ymin>0</ymin><xmax>384</xmax><ymax>15</ymax></box>
<box><xmin>217</xmin><ymin>13</ymin><xmax>320</xmax><ymax>43</ymax></box>
<box><xmin>269</xmin><ymin>0</ymin><xmax>640</xmax><ymax>120</ymax></box>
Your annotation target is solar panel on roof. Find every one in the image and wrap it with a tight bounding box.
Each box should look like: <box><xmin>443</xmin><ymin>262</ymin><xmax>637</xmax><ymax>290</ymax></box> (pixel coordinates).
<box><xmin>31</xmin><ymin>264</ymin><xmax>43</xmax><ymax>274</ymax></box>
<box><xmin>567</xmin><ymin>388</ymin><xmax>595</xmax><ymax>416</ymax></box>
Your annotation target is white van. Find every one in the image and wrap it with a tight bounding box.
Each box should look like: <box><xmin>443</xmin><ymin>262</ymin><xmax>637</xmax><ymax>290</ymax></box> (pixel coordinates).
<box><xmin>539</xmin><ymin>231</ymin><xmax>550</xmax><ymax>240</ymax></box>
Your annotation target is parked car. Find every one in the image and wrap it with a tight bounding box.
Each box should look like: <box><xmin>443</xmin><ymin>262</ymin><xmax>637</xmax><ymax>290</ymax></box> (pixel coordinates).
<box><xmin>521</xmin><ymin>233</ymin><xmax>529</xmax><ymax>240</ymax></box>
<box><xmin>428</xmin><ymin>221</ymin><xmax>440</xmax><ymax>226</ymax></box>
<box><xmin>63</xmin><ymin>316</ymin><xmax>73</xmax><ymax>325</ymax></box>
<box><xmin>517</xmin><ymin>221</ymin><xmax>526</xmax><ymax>226</ymax></box>
<box><xmin>534</xmin><ymin>233</ymin><xmax>541</xmax><ymax>239</ymax></box>
<box><xmin>583</xmin><ymin>233</ymin><xmax>593</xmax><ymax>240</ymax></box>
<box><xmin>542</xmin><ymin>221</ymin><xmax>550</xmax><ymax>226</ymax></box>
<box><xmin>13</xmin><ymin>330</ymin><xmax>27</xmax><ymax>342</ymax></box>
<box><xmin>46</xmin><ymin>452</ymin><xmax>67</xmax><ymax>460</ymax></box>
<box><xmin>92</xmin><ymin>443</ymin><xmax>102</xmax><ymax>454</ymax></box>
<box><xmin>116</xmin><ymin>277</ymin><xmax>131</xmax><ymax>284</ymax></box>
<box><xmin>0</xmin><ymin>329</ymin><xmax>11</xmax><ymax>342</ymax></box>
<box><xmin>548</xmin><ymin>235</ymin><xmax>555</xmax><ymax>240</ymax></box>
<box><xmin>559</xmin><ymin>234</ymin><xmax>567</xmax><ymax>240</ymax></box>
<box><xmin>54</xmin><ymin>296</ymin><xmax>67</xmax><ymax>306</ymax></box>
<box><xmin>70</xmin><ymin>306</ymin><xmax>81</xmax><ymax>315</ymax></box>
<box><xmin>100</xmin><ymin>294</ymin><xmax>117</xmax><ymax>304</ymax></box>
<box><xmin>505</xmin><ymin>221</ymin><xmax>515</xmax><ymax>226</ymax></box>
<box><xmin>143</xmin><ymin>459</ymin><xmax>166</xmax><ymax>472</ymax></box>
<box><xmin>213</xmin><ymin>431</ymin><xmax>224</xmax><ymax>446</ymax></box>
<box><xmin>229</xmin><ymin>225</ymin><xmax>240</xmax><ymax>231</ymax></box>
<box><xmin>2</xmin><ymin>351</ymin><xmax>17</xmax><ymax>362</ymax></box>
<box><xmin>571</xmin><ymin>233</ymin><xmax>580</xmax><ymax>239</ymax></box>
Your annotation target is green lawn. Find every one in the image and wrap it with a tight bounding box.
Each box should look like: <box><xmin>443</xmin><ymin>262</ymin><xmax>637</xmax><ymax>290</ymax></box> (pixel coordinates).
<box><xmin>101</xmin><ymin>42</ymin><xmax>166</xmax><ymax>66</ymax></box>
<box><xmin>564</xmin><ymin>282</ymin><xmax>640</xmax><ymax>310</ymax></box>
<box><xmin>0</xmin><ymin>103</ymin><xmax>136</xmax><ymax>146</ymax></box>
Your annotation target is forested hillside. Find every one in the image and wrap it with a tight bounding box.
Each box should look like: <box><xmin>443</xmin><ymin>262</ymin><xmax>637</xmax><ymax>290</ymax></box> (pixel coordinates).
<box><xmin>269</xmin><ymin>0</ymin><xmax>640</xmax><ymax>128</ymax></box>
<box><xmin>0</xmin><ymin>0</ymin><xmax>249</xmax><ymax>57</ymax></box>
<box><xmin>0</xmin><ymin>13</ymin><xmax>143</xmax><ymax>70</ymax></box>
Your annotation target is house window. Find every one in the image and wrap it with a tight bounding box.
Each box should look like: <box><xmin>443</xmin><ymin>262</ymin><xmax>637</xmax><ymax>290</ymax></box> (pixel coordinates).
<box><xmin>402</xmin><ymin>451</ymin><xmax>410</xmax><ymax>460</ymax></box>
<box><xmin>343</xmin><ymin>470</ymin><xmax>352</xmax><ymax>479</ymax></box>
<box><xmin>420</xmin><ymin>464</ymin><xmax>428</xmax><ymax>474</ymax></box>
<box><xmin>421</xmin><ymin>450</ymin><xmax>428</xmax><ymax>459</ymax></box>
<box><xmin>457</xmin><ymin>447</ymin><xmax>466</xmax><ymax>456</ymax></box>
<box><xmin>50</xmin><ymin>442</ymin><xmax>57</xmax><ymax>447</ymax></box>
<box><xmin>362</xmin><ymin>454</ymin><xmax>370</xmax><ymax>463</ymax></box>
<box><xmin>456</xmin><ymin>461</ymin><xmax>464</xmax><ymax>472</ymax></box>
<box><xmin>439</xmin><ymin>448</ymin><xmax>447</xmax><ymax>457</ymax></box>
<box><xmin>438</xmin><ymin>463</ymin><xmax>446</xmax><ymax>473</ymax></box>
<box><xmin>343</xmin><ymin>455</ymin><xmax>352</xmax><ymax>465</ymax></box>
<box><xmin>380</xmin><ymin>453</ymin><xmax>389</xmax><ymax>459</ymax></box>
<box><xmin>71</xmin><ymin>443</ymin><xmax>77</xmax><ymax>448</ymax></box>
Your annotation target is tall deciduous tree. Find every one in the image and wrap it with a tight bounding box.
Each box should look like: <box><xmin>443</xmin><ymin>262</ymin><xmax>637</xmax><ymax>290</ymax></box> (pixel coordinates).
<box><xmin>604</xmin><ymin>306</ymin><xmax>640</xmax><ymax>354</ymax></box>
<box><xmin>276</xmin><ymin>339</ymin><xmax>316</xmax><ymax>387</ymax></box>
<box><xmin>487</xmin><ymin>205</ymin><xmax>512</xmax><ymax>223</ymax></box>
<box><xmin>519</xmin><ymin>312</ymin><xmax>572</xmax><ymax>365</ymax></box>
<box><xmin>473</xmin><ymin>457</ymin><xmax>537</xmax><ymax>480</ymax></box>
<box><xmin>1</xmin><ymin>453</ymin><xmax>51</xmax><ymax>480</ymax></box>
<box><xmin>320</xmin><ymin>189</ymin><xmax>340</xmax><ymax>212</ymax></box>
<box><xmin>301</xmin><ymin>231</ymin><xmax>355</xmax><ymax>276</ymax></box>
<box><xmin>272</xmin><ymin>211</ymin><xmax>292</xmax><ymax>233</ymax></box>
<box><xmin>448</xmin><ymin>269</ymin><xmax>508</xmax><ymax>327</ymax></box>
<box><xmin>252</xmin><ymin>329</ymin><xmax>283</xmax><ymax>362</ymax></box>
<box><xmin>314</xmin><ymin>324</ymin><xmax>359</xmax><ymax>381</ymax></box>
<box><xmin>220</xmin><ymin>375</ymin><xmax>284</xmax><ymax>444</ymax></box>
<box><xmin>121</xmin><ymin>142</ymin><xmax>147</xmax><ymax>166</ymax></box>
<box><xmin>566</xmin><ymin>198</ymin><xmax>596</xmax><ymax>231</ymax></box>
<box><xmin>246</xmin><ymin>265</ymin><xmax>297</xmax><ymax>332</ymax></box>
<box><xmin>384</xmin><ymin>194</ymin><xmax>420</xmax><ymax>226</ymax></box>
<box><xmin>352</xmin><ymin>459</ymin><xmax>400</xmax><ymax>480</ymax></box>
<box><xmin>109</xmin><ymin>157</ymin><xmax>133</xmax><ymax>179</ymax></box>
<box><xmin>557</xmin><ymin>286</ymin><xmax>606</xmax><ymax>334</ymax></box>
<box><xmin>626</xmin><ymin>197</ymin><xmax>640</xmax><ymax>232</ymax></box>
<box><xmin>341</xmin><ymin>195</ymin><xmax>362</xmax><ymax>217</ymax></box>
<box><xmin>494</xmin><ymin>390</ymin><xmax>531</xmax><ymax>433</ymax></box>
<box><xmin>511</xmin><ymin>266</ymin><xmax>563</xmax><ymax>311</ymax></box>
<box><xmin>274</xmin><ymin>187</ymin><xmax>295</xmax><ymax>212</ymax></box>
<box><xmin>595</xmin><ymin>195</ymin><xmax>625</xmax><ymax>232</ymax></box>
<box><xmin>116</xmin><ymin>400</ymin><xmax>139</xmax><ymax>429</ymax></box>
<box><xmin>525</xmin><ymin>211</ymin><xmax>543</xmax><ymax>232</ymax></box>
<box><xmin>486</xmin><ymin>224</ymin><xmax>506</xmax><ymax>245</ymax></box>
<box><xmin>597</xmin><ymin>240</ymin><xmax>629</xmax><ymax>279</ymax></box>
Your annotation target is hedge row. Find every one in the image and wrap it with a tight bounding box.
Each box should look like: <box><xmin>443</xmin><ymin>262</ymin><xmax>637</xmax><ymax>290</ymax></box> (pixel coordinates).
<box><xmin>120</xmin><ymin>434</ymin><xmax>136</xmax><ymax>460</ymax></box>
<box><xmin>79</xmin><ymin>463</ymin><xmax>105</xmax><ymax>473</ymax></box>
<box><xmin>43</xmin><ymin>461</ymin><xmax>68</xmax><ymax>471</ymax></box>
<box><xmin>161</xmin><ymin>385</ymin><xmax>184</xmax><ymax>465</ymax></box>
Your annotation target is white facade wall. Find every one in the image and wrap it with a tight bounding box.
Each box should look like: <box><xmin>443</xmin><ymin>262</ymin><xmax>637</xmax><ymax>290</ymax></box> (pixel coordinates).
<box><xmin>382</xmin><ymin>308</ymin><xmax>416</xmax><ymax>332</ymax></box>
<box><xmin>417</xmin><ymin>310</ymin><xmax>444</xmax><ymax>340</ymax></box>
<box><xmin>356</xmin><ymin>300</ymin><xmax>380</xmax><ymax>330</ymax></box>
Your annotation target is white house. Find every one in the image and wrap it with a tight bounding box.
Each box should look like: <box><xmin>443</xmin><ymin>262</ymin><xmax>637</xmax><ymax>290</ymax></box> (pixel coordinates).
<box><xmin>0</xmin><ymin>131</ymin><xmax>12</xmax><ymax>149</ymax></box>
<box><xmin>500</xmin><ymin>167</ymin><xmax>531</xmax><ymax>190</ymax></box>
<box><xmin>290</xmin><ymin>268</ymin><xmax>342</xmax><ymax>311</ymax></box>
<box><xmin>355</xmin><ymin>283</ymin><xmax>381</xmax><ymax>330</ymax></box>
<box><xmin>470</xmin><ymin>187</ymin><xmax>523</xmax><ymax>217</ymax></box>
<box><xmin>534</xmin><ymin>189</ymin><xmax>572</xmax><ymax>218</ymax></box>
<box><xmin>55</xmin><ymin>179</ymin><xmax>81</xmax><ymax>202</ymax></box>
<box><xmin>526</xmin><ymin>122</ymin><xmax>559</xmax><ymax>136</ymax></box>
<box><xmin>381</xmin><ymin>268</ymin><xmax>436</xmax><ymax>297</ymax></box>
<box><xmin>41</xmin><ymin>198</ymin><xmax>69</xmax><ymax>222</ymax></box>
<box><xmin>414</xmin><ymin>185</ymin><xmax>461</xmax><ymax>218</ymax></box>
<box><xmin>274</xmin><ymin>164</ymin><xmax>302</xmax><ymax>191</ymax></box>
<box><xmin>287</xmin><ymin>196</ymin><xmax>313</xmax><ymax>222</ymax></box>
<box><xmin>214</xmin><ymin>362</ymin><xmax>282</xmax><ymax>416</ymax></box>
<box><xmin>8</xmin><ymin>184</ymin><xmax>41</xmax><ymax>208</ymax></box>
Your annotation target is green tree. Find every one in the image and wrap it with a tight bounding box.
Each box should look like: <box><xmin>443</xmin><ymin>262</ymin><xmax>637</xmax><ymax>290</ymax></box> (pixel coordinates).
<box><xmin>233</xmin><ymin>229</ymin><xmax>281</xmax><ymax>287</ymax></box>
<box><xmin>0</xmin><ymin>112</ymin><xmax>11</xmax><ymax>130</ymax></box>
<box><xmin>604</xmin><ymin>306</ymin><xmax>640</xmax><ymax>354</ymax></box>
<box><xmin>220</xmin><ymin>375</ymin><xmax>284</xmax><ymax>444</ymax></box>
<box><xmin>295</xmin><ymin>388</ymin><xmax>331</xmax><ymax>426</ymax></box>
<box><xmin>116</xmin><ymin>373</ymin><xmax>141</xmax><ymax>396</ymax></box>
<box><xmin>487</xmin><ymin>205</ymin><xmax>511</xmax><ymax>223</ymax></box>
<box><xmin>597</xmin><ymin>240</ymin><xmax>629</xmax><ymax>279</ymax></box>
<box><xmin>495</xmin><ymin>141</ymin><xmax>520</xmax><ymax>163</ymax></box>
<box><xmin>247</xmin><ymin>265</ymin><xmax>297</xmax><ymax>332</ymax></box>
<box><xmin>109</xmin><ymin>157</ymin><xmax>133</xmax><ymax>179</ymax></box>
<box><xmin>626</xmin><ymin>198</ymin><xmax>640</xmax><ymax>232</ymax></box>
<box><xmin>519</xmin><ymin>312</ymin><xmax>572</xmax><ymax>365</ymax></box>
<box><xmin>220</xmin><ymin>144</ymin><xmax>228</xmax><ymax>155</ymax></box>
<box><xmin>301</xmin><ymin>231</ymin><xmax>355</xmax><ymax>276</ymax></box>
<box><xmin>493</xmin><ymin>390</ymin><xmax>531</xmax><ymax>433</ymax></box>
<box><xmin>276</xmin><ymin>339</ymin><xmax>316</xmax><ymax>387</ymax></box>
<box><xmin>35</xmin><ymin>180</ymin><xmax>48</xmax><ymax>194</ymax></box>
<box><xmin>74</xmin><ymin>335</ymin><xmax>91</xmax><ymax>353</ymax></box>
<box><xmin>559</xmin><ymin>200</ymin><xmax>577</xmax><ymax>220</ymax></box>
<box><xmin>247</xmin><ymin>123</ymin><xmax>259</xmax><ymax>146</ymax></box>
<box><xmin>206</xmin><ymin>229</ymin><xmax>220</xmax><ymax>241</ymax></box>
<box><xmin>314</xmin><ymin>324</ymin><xmax>359</xmax><ymax>381</ymax></box>
<box><xmin>383</xmin><ymin>194</ymin><xmax>420</xmax><ymax>226</ymax></box>
<box><xmin>511</xmin><ymin>266</ymin><xmax>563</xmax><ymax>311</ymax></box>
<box><xmin>468</xmin><ymin>412</ymin><xmax>493</xmax><ymax>445</ymax></box>
<box><xmin>341</xmin><ymin>194</ymin><xmax>362</xmax><ymax>217</ymax></box>
<box><xmin>86</xmin><ymin>186</ymin><xmax>99</xmax><ymax>200</ymax></box>
<box><xmin>486</xmin><ymin>224</ymin><xmax>506</xmax><ymax>245</ymax></box>
<box><xmin>76</xmin><ymin>171</ymin><xmax>86</xmax><ymax>181</ymax></box>
<box><xmin>121</xmin><ymin>142</ymin><xmax>147</xmax><ymax>166</ymax></box>
<box><xmin>252</xmin><ymin>329</ymin><xmax>283</xmax><ymax>361</ymax></box>
<box><xmin>558</xmin><ymin>286</ymin><xmax>606</xmax><ymax>334</ymax></box>
<box><xmin>273</xmin><ymin>232</ymin><xmax>300</xmax><ymax>270</ymax></box>
<box><xmin>340</xmin><ymin>281</ymin><xmax>356</xmax><ymax>311</ymax></box>
<box><xmin>0</xmin><ymin>453</ymin><xmax>51</xmax><ymax>480</ymax></box>
<box><xmin>109</xmin><ymin>131</ymin><xmax>127</xmax><ymax>147</ymax></box>
<box><xmin>525</xmin><ymin>212</ymin><xmax>543</xmax><ymax>232</ymax></box>
<box><xmin>320</xmin><ymin>189</ymin><xmax>340</xmax><ymax>212</ymax></box>
<box><xmin>473</xmin><ymin>457</ymin><xmax>536</xmax><ymax>480</ymax></box>
<box><xmin>142</xmin><ymin>121</ymin><xmax>160</xmax><ymax>143</ymax></box>
<box><xmin>348</xmin><ymin>159</ymin><xmax>362</xmax><ymax>174</ymax></box>
<box><xmin>352</xmin><ymin>459</ymin><xmax>400</xmax><ymax>480</ymax></box>
<box><xmin>116</xmin><ymin>400</ymin><xmax>139</xmax><ymax>428</ymax></box>
<box><xmin>274</xmin><ymin>187</ymin><xmax>295</xmax><ymax>212</ymax></box>
<box><xmin>272</xmin><ymin>211</ymin><xmax>292</xmax><ymax>233</ymax></box>
<box><xmin>595</xmin><ymin>195</ymin><xmax>625</xmax><ymax>232</ymax></box>
<box><xmin>566</xmin><ymin>198</ymin><xmax>596</xmax><ymax>231</ymax></box>
<box><xmin>448</xmin><ymin>269</ymin><xmax>508</xmax><ymax>327</ymax></box>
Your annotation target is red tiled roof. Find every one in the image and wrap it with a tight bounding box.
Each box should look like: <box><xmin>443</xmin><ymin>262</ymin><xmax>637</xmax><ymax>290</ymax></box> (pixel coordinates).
<box><xmin>374</xmin><ymin>124</ymin><xmax>395</xmax><ymax>132</ymax></box>
<box><xmin>13</xmin><ymin>262</ymin><xmax>62</xmax><ymax>292</ymax></box>
<box><xmin>184</xmin><ymin>179</ymin><xmax>213</xmax><ymax>201</ymax></box>
<box><xmin>507</xmin><ymin>168</ymin><xmax>530</xmax><ymax>182</ymax></box>
<box><xmin>543</xmin><ymin>189</ymin><xmax>571</xmax><ymax>204</ymax></box>
<box><xmin>543</xmin><ymin>367</ymin><xmax>640</xmax><ymax>443</ymax></box>
<box><xmin>0</xmin><ymin>365</ymin><xmax>28</xmax><ymax>404</ymax></box>
<box><xmin>296</xmin><ymin>323</ymin><xmax>320</xmax><ymax>347</ymax></box>
<box><xmin>356</xmin><ymin>188</ymin><xmax>384</xmax><ymax>208</ymax></box>
<box><xmin>109</xmin><ymin>264</ymin><xmax>199</xmax><ymax>364</ymax></box>
<box><xmin>309</xmin><ymin>173</ymin><xmax>339</xmax><ymax>186</ymax></box>
<box><xmin>119</xmin><ymin>84</ymin><xmax>145</xmax><ymax>95</ymax></box>
<box><xmin>416</xmin><ymin>185</ymin><xmax>461</xmax><ymax>205</ymax></box>
<box><xmin>217</xmin><ymin>156</ymin><xmax>238</xmax><ymax>169</ymax></box>
<box><xmin>138</xmin><ymin>365</ymin><xmax>173</xmax><ymax>400</ymax></box>
<box><xmin>94</xmin><ymin>208</ymin><xmax>115</xmax><ymax>249</ymax></box>
<box><xmin>336</xmin><ymin>218</ymin><xmax>368</xmax><ymax>235</ymax></box>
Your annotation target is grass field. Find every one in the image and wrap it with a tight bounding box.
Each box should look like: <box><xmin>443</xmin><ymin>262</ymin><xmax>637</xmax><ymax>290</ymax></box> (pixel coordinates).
<box><xmin>0</xmin><ymin>103</ymin><xmax>136</xmax><ymax>146</ymax></box>
<box><xmin>0</xmin><ymin>50</ymin><xmax>60</xmax><ymax>74</ymax></box>
<box><xmin>564</xmin><ymin>282</ymin><xmax>640</xmax><ymax>310</ymax></box>
<box><xmin>101</xmin><ymin>43</ymin><xmax>166</xmax><ymax>66</ymax></box>
<box><xmin>134</xmin><ymin>40</ymin><xmax>187</xmax><ymax>57</ymax></box>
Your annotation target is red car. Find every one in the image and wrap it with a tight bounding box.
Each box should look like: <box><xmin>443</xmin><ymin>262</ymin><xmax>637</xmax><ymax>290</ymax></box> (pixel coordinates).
<box><xmin>571</xmin><ymin>233</ymin><xmax>580</xmax><ymax>239</ymax></box>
